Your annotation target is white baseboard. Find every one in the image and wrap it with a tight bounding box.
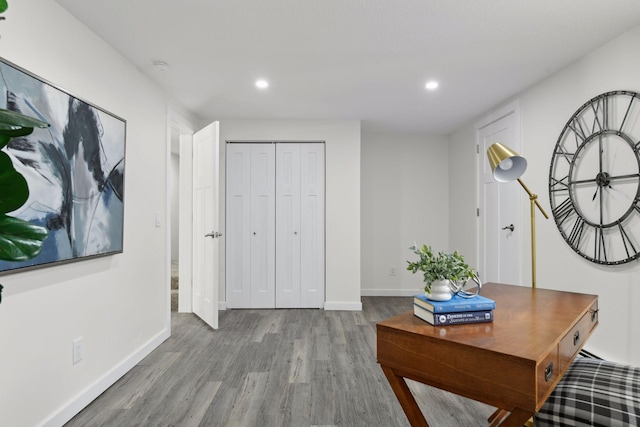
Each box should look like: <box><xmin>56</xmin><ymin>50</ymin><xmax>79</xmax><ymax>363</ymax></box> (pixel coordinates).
<box><xmin>220</xmin><ymin>301</ymin><xmax>362</xmax><ymax>311</ymax></box>
<box><xmin>361</xmin><ymin>288</ymin><xmax>421</xmax><ymax>297</ymax></box>
<box><xmin>42</xmin><ymin>327</ymin><xmax>171</xmax><ymax>427</ymax></box>
<box><xmin>323</xmin><ymin>301</ymin><xmax>363</xmax><ymax>311</ymax></box>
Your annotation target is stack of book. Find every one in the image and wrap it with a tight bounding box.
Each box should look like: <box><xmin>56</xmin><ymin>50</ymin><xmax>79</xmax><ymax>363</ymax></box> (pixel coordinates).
<box><xmin>413</xmin><ymin>293</ymin><xmax>496</xmax><ymax>326</ymax></box>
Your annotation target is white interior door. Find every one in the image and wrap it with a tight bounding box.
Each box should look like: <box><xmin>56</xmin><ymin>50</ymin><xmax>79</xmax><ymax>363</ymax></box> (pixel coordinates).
<box><xmin>276</xmin><ymin>143</ymin><xmax>302</xmax><ymax>308</ymax></box>
<box><xmin>226</xmin><ymin>143</ymin><xmax>275</xmax><ymax>309</ymax></box>
<box><xmin>250</xmin><ymin>144</ymin><xmax>276</xmax><ymax>308</ymax></box>
<box><xmin>226</xmin><ymin>143</ymin><xmax>251</xmax><ymax>308</ymax></box>
<box><xmin>276</xmin><ymin>142</ymin><xmax>325</xmax><ymax>308</ymax></box>
<box><xmin>299</xmin><ymin>143</ymin><xmax>325</xmax><ymax>308</ymax></box>
<box><xmin>477</xmin><ymin>107</ymin><xmax>521</xmax><ymax>285</ymax></box>
<box><xmin>192</xmin><ymin>122</ymin><xmax>219</xmax><ymax>329</ymax></box>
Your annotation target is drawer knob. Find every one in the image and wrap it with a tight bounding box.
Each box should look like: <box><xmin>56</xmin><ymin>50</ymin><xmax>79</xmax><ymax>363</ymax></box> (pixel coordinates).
<box><xmin>545</xmin><ymin>362</ymin><xmax>554</xmax><ymax>381</ymax></box>
<box><xmin>573</xmin><ymin>330</ymin><xmax>580</xmax><ymax>346</ymax></box>
<box><xmin>591</xmin><ymin>309</ymin><xmax>598</xmax><ymax>322</ymax></box>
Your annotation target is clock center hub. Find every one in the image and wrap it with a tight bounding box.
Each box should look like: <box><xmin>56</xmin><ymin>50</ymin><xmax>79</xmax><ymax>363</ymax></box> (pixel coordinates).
<box><xmin>595</xmin><ymin>171</ymin><xmax>611</xmax><ymax>187</ymax></box>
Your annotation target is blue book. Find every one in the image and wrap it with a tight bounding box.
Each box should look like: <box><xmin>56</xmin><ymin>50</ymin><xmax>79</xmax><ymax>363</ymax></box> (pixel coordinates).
<box><xmin>414</xmin><ymin>304</ymin><xmax>493</xmax><ymax>325</ymax></box>
<box><xmin>414</xmin><ymin>293</ymin><xmax>496</xmax><ymax>313</ymax></box>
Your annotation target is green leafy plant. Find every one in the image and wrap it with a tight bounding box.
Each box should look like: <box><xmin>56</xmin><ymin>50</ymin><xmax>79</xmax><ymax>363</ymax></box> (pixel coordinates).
<box><xmin>407</xmin><ymin>244</ymin><xmax>476</xmax><ymax>292</ymax></box>
<box><xmin>0</xmin><ymin>1</ymin><xmax>50</xmax><ymax>305</ymax></box>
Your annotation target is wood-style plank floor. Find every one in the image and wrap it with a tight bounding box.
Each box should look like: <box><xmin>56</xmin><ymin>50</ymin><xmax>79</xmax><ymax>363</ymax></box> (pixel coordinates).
<box><xmin>65</xmin><ymin>297</ymin><xmax>494</xmax><ymax>426</ymax></box>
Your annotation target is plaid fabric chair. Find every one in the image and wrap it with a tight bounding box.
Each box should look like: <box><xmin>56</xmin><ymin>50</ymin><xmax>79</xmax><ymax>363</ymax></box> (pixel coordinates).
<box><xmin>536</xmin><ymin>356</ymin><xmax>640</xmax><ymax>426</ymax></box>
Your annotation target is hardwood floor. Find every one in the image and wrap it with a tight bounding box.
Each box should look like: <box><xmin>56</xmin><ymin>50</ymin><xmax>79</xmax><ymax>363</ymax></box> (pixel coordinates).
<box><xmin>65</xmin><ymin>297</ymin><xmax>494</xmax><ymax>426</ymax></box>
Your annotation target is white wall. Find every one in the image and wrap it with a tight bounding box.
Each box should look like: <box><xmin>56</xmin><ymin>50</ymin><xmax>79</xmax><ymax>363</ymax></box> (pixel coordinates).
<box><xmin>361</xmin><ymin>133</ymin><xmax>450</xmax><ymax>295</ymax></box>
<box><xmin>449</xmin><ymin>25</ymin><xmax>640</xmax><ymax>366</ymax></box>
<box><xmin>0</xmin><ymin>1</ymin><xmax>190</xmax><ymax>425</ymax></box>
<box><xmin>218</xmin><ymin>120</ymin><xmax>362</xmax><ymax>310</ymax></box>
<box><xmin>448</xmin><ymin>126</ymin><xmax>477</xmax><ymax>265</ymax></box>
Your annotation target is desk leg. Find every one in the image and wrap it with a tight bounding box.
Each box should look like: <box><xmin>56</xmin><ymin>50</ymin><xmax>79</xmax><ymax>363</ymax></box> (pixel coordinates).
<box><xmin>381</xmin><ymin>366</ymin><xmax>430</xmax><ymax>427</ymax></box>
<box><xmin>497</xmin><ymin>408</ymin><xmax>533</xmax><ymax>427</ymax></box>
<box><xmin>488</xmin><ymin>409</ymin><xmax>508</xmax><ymax>426</ymax></box>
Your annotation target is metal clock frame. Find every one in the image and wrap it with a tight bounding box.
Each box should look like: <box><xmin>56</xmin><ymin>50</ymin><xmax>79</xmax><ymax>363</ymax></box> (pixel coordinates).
<box><xmin>549</xmin><ymin>90</ymin><xmax>640</xmax><ymax>265</ymax></box>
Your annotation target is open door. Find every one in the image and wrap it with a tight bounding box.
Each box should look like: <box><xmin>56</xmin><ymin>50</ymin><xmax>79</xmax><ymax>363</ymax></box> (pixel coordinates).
<box><xmin>192</xmin><ymin>122</ymin><xmax>220</xmax><ymax>329</ymax></box>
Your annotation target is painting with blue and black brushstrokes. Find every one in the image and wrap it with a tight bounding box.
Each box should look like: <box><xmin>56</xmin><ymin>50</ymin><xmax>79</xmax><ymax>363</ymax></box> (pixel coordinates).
<box><xmin>0</xmin><ymin>58</ymin><xmax>126</xmax><ymax>273</ymax></box>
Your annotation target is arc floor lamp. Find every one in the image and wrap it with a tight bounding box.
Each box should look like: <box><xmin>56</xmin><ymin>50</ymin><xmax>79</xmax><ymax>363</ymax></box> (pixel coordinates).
<box><xmin>486</xmin><ymin>142</ymin><xmax>549</xmax><ymax>288</ymax></box>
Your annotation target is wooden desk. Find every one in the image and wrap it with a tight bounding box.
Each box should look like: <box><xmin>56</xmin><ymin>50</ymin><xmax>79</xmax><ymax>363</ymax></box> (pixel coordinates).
<box><xmin>377</xmin><ymin>283</ymin><xmax>598</xmax><ymax>427</ymax></box>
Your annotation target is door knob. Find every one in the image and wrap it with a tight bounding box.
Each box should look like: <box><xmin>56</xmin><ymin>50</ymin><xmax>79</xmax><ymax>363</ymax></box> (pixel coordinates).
<box><xmin>205</xmin><ymin>231</ymin><xmax>223</xmax><ymax>238</ymax></box>
<box><xmin>502</xmin><ymin>224</ymin><xmax>515</xmax><ymax>232</ymax></box>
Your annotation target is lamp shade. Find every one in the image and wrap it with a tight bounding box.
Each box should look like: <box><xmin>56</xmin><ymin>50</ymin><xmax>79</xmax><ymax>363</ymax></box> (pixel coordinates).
<box><xmin>487</xmin><ymin>142</ymin><xmax>527</xmax><ymax>182</ymax></box>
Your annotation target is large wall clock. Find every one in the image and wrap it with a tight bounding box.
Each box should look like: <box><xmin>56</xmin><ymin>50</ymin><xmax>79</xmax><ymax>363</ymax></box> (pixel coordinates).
<box><xmin>549</xmin><ymin>90</ymin><xmax>640</xmax><ymax>265</ymax></box>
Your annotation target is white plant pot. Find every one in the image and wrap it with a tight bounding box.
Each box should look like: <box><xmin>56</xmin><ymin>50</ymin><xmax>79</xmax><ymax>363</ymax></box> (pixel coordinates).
<box><xmin>426</xmin><ymin>279</ymin><xmax>453</xmax><ymax>301</ymax></box>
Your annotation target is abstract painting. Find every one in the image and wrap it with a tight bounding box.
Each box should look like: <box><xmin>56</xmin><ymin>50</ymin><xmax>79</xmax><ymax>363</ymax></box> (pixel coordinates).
<box><xmin>0</xmin><ymin>57</ymin><xmax>126</xmax><ymax>273</ymax></box>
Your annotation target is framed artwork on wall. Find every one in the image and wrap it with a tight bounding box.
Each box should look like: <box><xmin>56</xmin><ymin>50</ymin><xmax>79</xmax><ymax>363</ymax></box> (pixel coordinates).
<box><xmin>0</xmin><ymin>56</ymin><xmax>126</xmax><ymax>274</ymax></box>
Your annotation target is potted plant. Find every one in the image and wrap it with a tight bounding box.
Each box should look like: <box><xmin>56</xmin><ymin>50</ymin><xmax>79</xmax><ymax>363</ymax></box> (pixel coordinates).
<box><xmin>407</xmin><ymin>244</ymin><xmax>476</xmax><ymax>301</ymax></box>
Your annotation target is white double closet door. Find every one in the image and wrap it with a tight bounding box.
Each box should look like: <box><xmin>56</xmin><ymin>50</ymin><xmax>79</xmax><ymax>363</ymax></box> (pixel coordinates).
<box><xmin>226</xmin><ymin>142</ymin><xmax>325</xmax><ymax>309</ymax></box>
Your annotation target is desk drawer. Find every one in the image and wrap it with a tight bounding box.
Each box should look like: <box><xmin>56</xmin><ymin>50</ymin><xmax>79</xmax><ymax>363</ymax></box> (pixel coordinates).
<box><xmin>537</xmin><ymin>346</ymin><xmax>559</xmax><ymax>403</ymax></box>
<box><xmin>559</xmin><ymin>301</ymin><xmax>598</xmax><ymax>369</ymax></box>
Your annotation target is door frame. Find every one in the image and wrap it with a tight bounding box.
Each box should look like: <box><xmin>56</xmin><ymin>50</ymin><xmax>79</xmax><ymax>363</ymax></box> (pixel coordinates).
<box><xmin>167</xmin><ymin>108</ymin><xmax>195</xmax><ymax>319</ymax></box>
<box><xmin>475</xmin><ymin>100</ymin><xmax>522</xmax><ymax>284</ymax></box>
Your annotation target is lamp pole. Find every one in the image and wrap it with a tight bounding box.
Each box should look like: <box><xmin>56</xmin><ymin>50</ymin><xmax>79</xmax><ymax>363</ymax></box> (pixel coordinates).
<box><xmin>516</xmin><ymin>178</ymin><xmax>549</xmax><ymax>288</ymax></box>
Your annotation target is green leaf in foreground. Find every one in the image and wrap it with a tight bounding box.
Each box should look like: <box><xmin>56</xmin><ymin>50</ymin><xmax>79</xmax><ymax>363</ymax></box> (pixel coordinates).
<box><xmin>0</xmin><ymin>109</ymin><xmax>49</xmax><ymax>131</ymax></box>
<box><xmin>0</xmin><ymin>151</ymin><xmax>28</xmax><ymax>214</ymax></box>
<box><xmin>0</xmin><ymin>214</ymin><xmax>48</xmax><ymax>261</ymax></box>
<box><xmin>0</xmin><ymin>0</ymin><xmax>7</xmax><ymax>14</ymax></box>
<box><xmin>0</xmin><ymin>128</ymin><xmax>34</xmax><ymax>150</ymax></box>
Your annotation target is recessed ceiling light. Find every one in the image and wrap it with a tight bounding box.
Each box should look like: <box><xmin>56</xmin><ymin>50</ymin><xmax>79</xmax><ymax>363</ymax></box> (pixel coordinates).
<box><xmin>152</xmin><ymin>60</ymin><xmax>168</xmax><ymax>72</ymax></box>
<box><xmin>425</xmin><ymin>81</ymin><xmax>439</xmax><ymax>90</ymax></box>
<box><xmin>256</xmin><ymin>79</ymin><xmax>269</xmax><ymax>89</ymax></box>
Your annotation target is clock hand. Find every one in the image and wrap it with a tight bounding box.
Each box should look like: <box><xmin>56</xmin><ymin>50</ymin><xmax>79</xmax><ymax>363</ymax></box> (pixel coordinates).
<box><xmin>599</xmin><ymin>175</ymin><xmax>605</xmax><ymax>226</ymax></box>
<box><xmin>570</xmin><ymin>177</ymin><xmax>598</xmax><ymax>185</ymax></box>
<box><xmin>603</xmin><ymin>172</ymin><xmax>640</xmax><ymax>182</ymax></box>
<box><xmin>599</xmin><ymin>136</ymin><xmax>603</xmax><ymax>174</ymax></box>
<box><xmin>595</xmin><ymin>172</ymin><xmax>639</xmax><ymax>196</ymax></box>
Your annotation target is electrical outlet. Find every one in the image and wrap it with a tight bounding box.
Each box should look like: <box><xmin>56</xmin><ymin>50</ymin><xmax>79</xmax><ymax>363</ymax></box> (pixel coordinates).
<box><xmin>390</xmin><ymin>266</ymin><xmax>396</xmax><ymax>276</ymax></box>
<box><xmin>73</xmin><ymin>337</ymin><xmax>83</xmax><ymax>365</ymax></box>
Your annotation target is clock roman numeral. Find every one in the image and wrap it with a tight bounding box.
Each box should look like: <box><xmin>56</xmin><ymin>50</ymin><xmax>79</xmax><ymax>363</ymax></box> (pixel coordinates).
<box><xmin>568</xmin><ymin>116</ymin><xmax>588</xmax><ymax>147</ymax></box>
<box><xmin>568</xmin><ymin>217</ymin><xmax>585</xmax><ymax>247</ymax></box>
<box><xmin>552</xmin><ymin>197</ymin><xmax>575</xmax><ymax>226</ymax></box>
<box><xmin>619</xmin><ymin>96</ymin><xmax>636</xmax><ymax>134</ymax></box>
<box><xmin>618</xmin><ymin>222</ymin><xmax>637</xmax><ymax>259</ymax></box>
<box><xmin>553</xmin><ymin>146</ymin><xmax>577</xmax><ymax>165</ymax></box>
<box><xmin>550</xmin><ymin>175</ymin><xmax>570</xmax><ymax>193</ymax></box>
<box><xmin>594</xmin><ymin>226</ymin><xmax>607</xmax><ymax>262</ymax></box>
<box><xmin>590</xmin><ymin>95</ymin><xmax>609</xmax><ymax>132</ymax></box>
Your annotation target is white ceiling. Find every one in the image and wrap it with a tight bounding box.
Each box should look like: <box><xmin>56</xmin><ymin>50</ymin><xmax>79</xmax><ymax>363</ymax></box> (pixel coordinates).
<box><xmin>55</xmin><ymin>0</ymin><xmax>640</xmax><ymax>135</ymax></box>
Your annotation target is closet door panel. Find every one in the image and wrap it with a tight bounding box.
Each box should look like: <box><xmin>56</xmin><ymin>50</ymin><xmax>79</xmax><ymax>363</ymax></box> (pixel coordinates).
<box><xmin>250</xmin><ymin>144</ymin><xmax>275</xmax><ymax>308</ymax></box>
<box><xmin>276</xmin><ymin>144</ymin><xmax>301</xmax><ymax>308</ymax></box>
<box><xmin>225</xmin><ymin>144</ymin><xmax>252</xmax><ymax>308</ymax></box>
<box><xmin>300</xmin><ymin>143</ymin><xmax>325</xmax><ymax>308</ymax></box>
